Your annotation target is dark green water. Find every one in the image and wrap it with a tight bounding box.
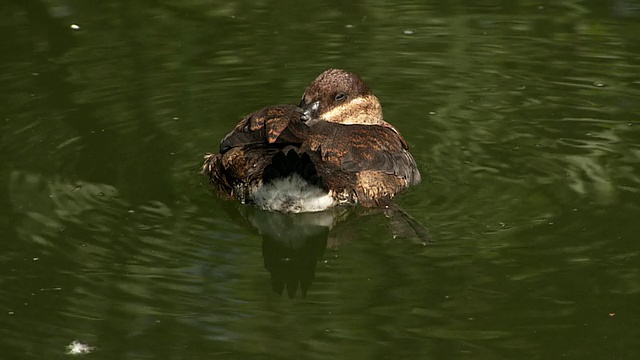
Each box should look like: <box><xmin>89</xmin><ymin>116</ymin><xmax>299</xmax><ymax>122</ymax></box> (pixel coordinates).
<box><xmin>2</xmin><ymin>1</ymin><xmax>640</xmax><ymax>359</ymax></box>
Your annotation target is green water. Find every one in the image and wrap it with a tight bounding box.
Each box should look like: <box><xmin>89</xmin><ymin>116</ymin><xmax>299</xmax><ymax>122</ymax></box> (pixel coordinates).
<box><xmin>2</xmin><ymin>1</ymin><xmax>640</xmax><ymax>359</ymax></box>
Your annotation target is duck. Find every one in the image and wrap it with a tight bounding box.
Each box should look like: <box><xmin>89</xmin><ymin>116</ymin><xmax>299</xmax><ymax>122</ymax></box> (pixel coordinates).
<box><xmin>202</xmin><ymin>69</ymin><xmax>421</xmax><ymax>213</ymax></box>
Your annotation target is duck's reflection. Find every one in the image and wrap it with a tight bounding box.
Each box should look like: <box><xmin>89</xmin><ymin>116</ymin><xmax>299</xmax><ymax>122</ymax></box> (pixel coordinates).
<box><xmin>236</xmin><ymin>205</ymin><xmax>429</xmax><ymax>298</ymax></box>
<box><xmin>238</xmin><ymin>207</ymin><xmax>346</xmax><ymax>298</ymax></box>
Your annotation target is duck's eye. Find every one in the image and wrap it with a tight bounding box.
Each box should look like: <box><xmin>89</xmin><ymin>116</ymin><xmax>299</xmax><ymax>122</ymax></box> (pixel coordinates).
<box><xmin>334</xmin><ymin>93</ymin><xmax>347</xmax><ymax>102</ymax></box>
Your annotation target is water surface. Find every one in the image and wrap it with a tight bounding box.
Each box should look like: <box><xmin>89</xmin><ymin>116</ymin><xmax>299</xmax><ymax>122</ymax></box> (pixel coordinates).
<box><xmin>2</xmin><ymin>1</ymin><xmax>640</xmax><ymax>359</ymax></box>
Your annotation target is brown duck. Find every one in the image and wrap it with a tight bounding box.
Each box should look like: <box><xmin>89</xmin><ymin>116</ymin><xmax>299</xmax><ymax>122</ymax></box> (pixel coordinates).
<box><xmin>202</xmin><ymin>69</ymin><xmax>421</xmax><ymax>213</ymax></box>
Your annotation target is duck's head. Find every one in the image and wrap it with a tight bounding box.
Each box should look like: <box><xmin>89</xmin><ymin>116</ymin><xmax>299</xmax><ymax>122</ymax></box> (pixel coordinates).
<box><xmin>299</xmin><ymin>69</ymin><xmax>384</xmax><ymax>125</ymax></box>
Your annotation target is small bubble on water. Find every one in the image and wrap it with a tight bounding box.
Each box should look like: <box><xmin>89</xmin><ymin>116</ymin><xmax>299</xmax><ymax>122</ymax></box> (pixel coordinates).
<box><xmin>403</xmin><ymin>30</ymin><xmax>415</xmax><ymax>35</ymax></box>
<box><xmin>592</xmin><ymin>81</ymin><xmax>606</xmax><ymax>87</ymax></box>
<box><xmin>70</xmin><ymin>24</ymin><xmax>80</xmax><ymax>30</ymax></box>
<box><xmin>345</xmin><ymin>24</ymin><xmax>354</xmax><ymax>28</ymax></box>
<box><xmin>429</xmin><ymin>111</ymin><xmax>436</xmax><ymax>115</ymax></box>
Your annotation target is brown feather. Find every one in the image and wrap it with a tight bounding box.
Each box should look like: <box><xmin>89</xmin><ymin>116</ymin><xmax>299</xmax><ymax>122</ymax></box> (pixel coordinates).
<box><xmin>219</xmin><ymin>105</ymin><xmax>307</xmax><ymax>153</ymax></box>
<box><xmin>300</xmin><ymin>121</ymin><xmax>421</xmax><ymax>206</ymax></box>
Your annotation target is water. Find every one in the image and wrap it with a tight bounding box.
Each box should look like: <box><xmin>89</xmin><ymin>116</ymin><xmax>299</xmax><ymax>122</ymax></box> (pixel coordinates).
<box><xmin>2</xmin><ymin>1</ymin><xmax>640</xmax><ymax>359</ymax></box>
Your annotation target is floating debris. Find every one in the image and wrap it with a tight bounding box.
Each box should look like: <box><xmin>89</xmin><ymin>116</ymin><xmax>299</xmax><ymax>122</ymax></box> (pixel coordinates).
<box><xmin>66</xmin><ymin>340</ymin><xmax>94</xmax><ymax>356</ymax></box>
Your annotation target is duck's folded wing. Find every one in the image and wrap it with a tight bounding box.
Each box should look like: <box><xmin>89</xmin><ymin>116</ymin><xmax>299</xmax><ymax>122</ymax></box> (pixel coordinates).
<box><xmin>315</xmin><ymin>124</ymin><xmax>421</xmax><ymax>185</ymax></box>
<box><xmin>341</xmin><ymin>148</ymin><xmax>421</xmax><ymax>186</ymax></box>
<box><xmin>304</xmin><ymin>123</ymin><xmax>421</xmax><ymax>207</ymax></box>
<box><xmin>219</xmin><ymin>105</ymin><xmax>308</xmax><ymax>153</ymax></box>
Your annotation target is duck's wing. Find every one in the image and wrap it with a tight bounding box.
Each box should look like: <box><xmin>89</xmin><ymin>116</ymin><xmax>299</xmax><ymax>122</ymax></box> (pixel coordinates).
<box><xmin>219</xmin><ymin>105</ymin><xmax>308</xmax><ymax>153</ymax></box>
<box><xmin>305</xmin><ymin>123</ymin><xmax>421</xmax><ymax>206</ymax></box>
<box><xmin>309</xmin><ymin>124</ymin><xmax>421</xmax><ymax>185</ymax></box>
<box><xmin>340</xmin><ymin>129</ymin><xmax>421</xmax><ymax>186</ymax></box>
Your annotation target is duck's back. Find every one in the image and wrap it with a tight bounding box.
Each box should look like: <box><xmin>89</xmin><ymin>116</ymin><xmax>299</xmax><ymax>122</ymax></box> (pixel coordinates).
<box><xmin>203</xmin><ymin>105</ymin><xmax>330</xmax><ymax>211</ymax></box>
